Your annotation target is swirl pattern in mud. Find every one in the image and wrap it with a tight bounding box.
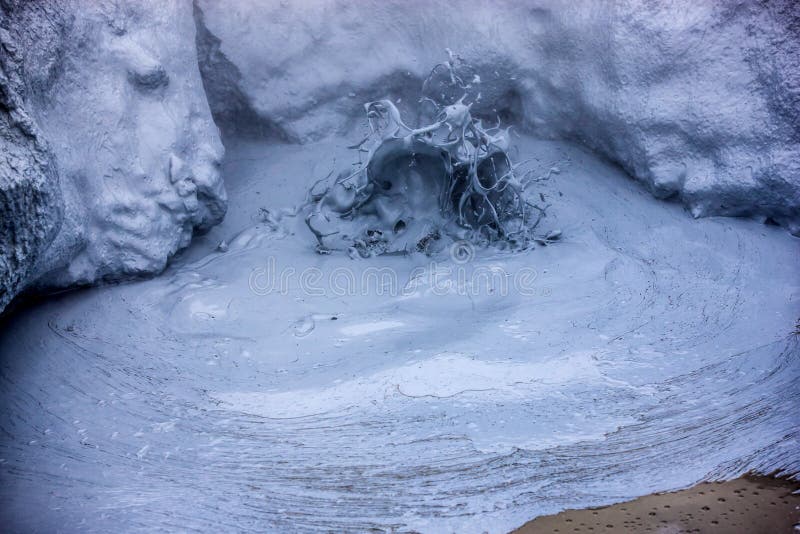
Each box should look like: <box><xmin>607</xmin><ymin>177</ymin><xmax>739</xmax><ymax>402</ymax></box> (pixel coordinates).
<box><xmin>1</xmin><ymin>137</ymin><xmax>798</xmax><ymax>532</ymax></box>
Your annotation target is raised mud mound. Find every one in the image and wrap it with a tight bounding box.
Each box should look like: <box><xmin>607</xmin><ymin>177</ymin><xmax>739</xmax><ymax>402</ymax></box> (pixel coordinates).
<box><xmin>0</xmin><ymin>0</ymin><xmax>227</xmax><ymax>311</ymax></box>
<box><xmin>0</xmin><ymin>20</ymin><xmax>61</xmax><ymax>311</ymax></box>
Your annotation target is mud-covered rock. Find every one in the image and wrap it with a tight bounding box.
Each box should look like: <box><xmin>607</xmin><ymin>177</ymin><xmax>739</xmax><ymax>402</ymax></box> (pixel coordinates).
<box><xmin>0</xmin><ymin>20</ymin><xmax>61</xmax><ymax>311</ymax></box>
<box><xmin>0</xmin><ymin>0</ymin><xmax>227</xmax><ymax>311</ymax></box>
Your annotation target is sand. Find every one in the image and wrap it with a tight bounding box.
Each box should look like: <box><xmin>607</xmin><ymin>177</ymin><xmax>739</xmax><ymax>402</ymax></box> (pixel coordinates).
<box><xmin>514</xmin><ymin>476</ymin><xmax>800</xmax><ymax>533</ymax></box>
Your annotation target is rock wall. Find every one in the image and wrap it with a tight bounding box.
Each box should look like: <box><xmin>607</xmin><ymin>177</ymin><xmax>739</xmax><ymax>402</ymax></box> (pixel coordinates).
<box><xmin>0</xmin><ymin>19</ymin><xmax>62</xmax><ymax>311</ymax></box>
<box><xmin>196</xmin><ymin>0</ymin><xmax>800</xmax><ymax>233</ymax></box>
<box><xmin>0</xmin><ymin>0</ymin><xmax>227</xmax><ymax>311</ymax></box>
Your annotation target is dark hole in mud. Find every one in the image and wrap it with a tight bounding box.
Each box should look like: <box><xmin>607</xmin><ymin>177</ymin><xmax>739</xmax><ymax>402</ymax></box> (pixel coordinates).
<box><xmin>365</xmin><ymin>141</ymin><xmax>450</xmax><ymax>232</ymax></box>
<box><xmin>492</xmin><ymin>88</ymin><xmax>523</xmax><ymax>125</ymax></box>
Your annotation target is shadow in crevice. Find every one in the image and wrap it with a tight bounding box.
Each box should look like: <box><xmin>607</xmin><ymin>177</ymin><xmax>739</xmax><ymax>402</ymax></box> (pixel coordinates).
<box><xmin>193</xmin><ymin>1</ymin><xmax>292</xmax><ymax>143</ymax></box>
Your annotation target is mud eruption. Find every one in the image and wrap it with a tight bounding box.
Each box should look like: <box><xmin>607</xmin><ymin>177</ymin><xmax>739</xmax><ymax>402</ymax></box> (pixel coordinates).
<box><xmin>306</xmin><ymin>94</ymin><xmax>553</xmax><ymax>257</ymax></box>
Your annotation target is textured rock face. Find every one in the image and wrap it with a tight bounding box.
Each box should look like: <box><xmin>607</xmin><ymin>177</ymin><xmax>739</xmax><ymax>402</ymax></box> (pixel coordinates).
<box><xmin>0</xmin><ymin>0</ymin><xmax>226</xmax><ymax>310</ymax></box>
<box><xmin>0</xmin><ymin>22</ymin><xmax>61</xmax><ymax>311</ymax></box>
<box><xmin>196</xmin><ymin>0</ymin><xmax>800</xmax><ymax>233</ymax></box>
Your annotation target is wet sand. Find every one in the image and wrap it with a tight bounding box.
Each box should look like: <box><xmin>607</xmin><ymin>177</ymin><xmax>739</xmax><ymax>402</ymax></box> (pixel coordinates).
<box><xmin>514</xmin><ymin>476</ymin><xmax>800</xmax><ymax>533</ymax></box>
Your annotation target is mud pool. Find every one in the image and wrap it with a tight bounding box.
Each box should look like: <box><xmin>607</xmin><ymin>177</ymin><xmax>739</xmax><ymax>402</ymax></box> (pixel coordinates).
<box><xmin>1</xmin><ymin>135</ymin><xmax>798</xmax><ymax>532</ymax></box>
